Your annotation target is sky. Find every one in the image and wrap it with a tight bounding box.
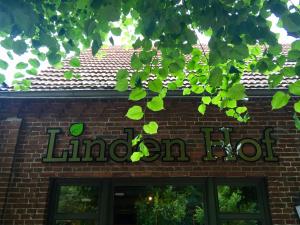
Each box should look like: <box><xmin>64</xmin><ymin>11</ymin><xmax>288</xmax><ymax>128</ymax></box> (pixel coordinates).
<box><xmin>0</xmin><ymin>3</ymin><xmax>299</xmax><ymax>85</ymax></box>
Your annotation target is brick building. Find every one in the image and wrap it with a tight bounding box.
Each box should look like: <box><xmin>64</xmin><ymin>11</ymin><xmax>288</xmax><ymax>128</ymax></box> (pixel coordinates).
<box><xmin>0</xmin><ymin>47</ymin><xmax>299</xmax><ymax>225</ymax></box>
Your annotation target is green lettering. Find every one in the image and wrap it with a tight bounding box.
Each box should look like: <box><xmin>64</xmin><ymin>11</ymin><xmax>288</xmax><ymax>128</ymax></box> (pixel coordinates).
<box><xmin>142</xmin><ymin>138</ymin><xmax>161</xmax><ymax>162</ymax></box>
<box><xmin>201</xmin><ymin>127</ymin><xmax>234</xmax><ymax>161</ymax></box>
<box><xmin>83</xmin><ymin>138</ymin><xmax>107</xmax><ymax>162</ymax></box>
<box><xmin>42</xmin><ymin>128</ymin><xmax>68</xmax><ymax>162</ymax></box>
<box><xmin>162</xmin><ymin>139</ymin><xmax>189</xmax><ymax>162</ymax></box>
<box><xmin>237</xmin><ymin>138</ymin><xmax>262</xmax><ymax>162</ymax></box>
<box><xmin>68</xmin><ymin>139</ymin><xmax>81</xmax><ymax>162</ymax></box>
<box><xmin>262</xmin><ymin>128</ymin><xmax>278</xmax><ymax>161</ymax></box>
<box><xmin>109</xmin><ymin>128</ymin><xmax>133</xmax><ymax>162</ymax></box>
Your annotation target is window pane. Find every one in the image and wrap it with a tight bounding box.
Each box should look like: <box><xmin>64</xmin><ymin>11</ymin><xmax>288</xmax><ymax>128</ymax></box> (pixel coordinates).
<box><xmin>57</xmin><ymin>185</ymin><xmax>99</xmax><ymax>213</ymax></box>
<box><xmin>217</xmin><ymin>185</ymin><xmax>259</xmax><ymax>213</ymax></box>
<box><xmin>220</xmin><ymin>220</ymin><xmax>261</xmax><ymax>225</ymax></box>
<box><xmin>55</xmin><ymin>220</ymin><xmax>96</xmax><ymax>225</ymax></box>
<box><xmin>114</xmin><ymin>185</ymin><xmax>205</xmax><ymax>225</ymax></box>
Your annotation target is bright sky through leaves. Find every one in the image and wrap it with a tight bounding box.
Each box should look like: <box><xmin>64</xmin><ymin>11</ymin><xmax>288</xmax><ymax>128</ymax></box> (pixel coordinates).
<box><xmin>0</xmin><ymin>12</ymin><xmax>298</xmax><ymax>85</ymax></box>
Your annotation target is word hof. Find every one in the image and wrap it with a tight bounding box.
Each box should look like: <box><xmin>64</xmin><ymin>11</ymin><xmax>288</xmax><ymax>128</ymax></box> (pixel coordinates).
<box><xmin>42</xmin><ymin>124</ymin><xmax>278</xmax><ymax>163</ymax></box>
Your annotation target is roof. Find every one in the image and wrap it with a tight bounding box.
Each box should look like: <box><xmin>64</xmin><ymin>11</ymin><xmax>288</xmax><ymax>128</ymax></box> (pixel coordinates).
<box><xmin>0</xmin><ymin>45</ymin><xmax>297</xmax><ymax>98</ymax></box>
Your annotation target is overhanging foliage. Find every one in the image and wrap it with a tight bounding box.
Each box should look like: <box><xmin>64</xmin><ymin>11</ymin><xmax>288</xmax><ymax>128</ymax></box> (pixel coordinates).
<box><xmin>0</xmin><ymin>0</ymin><xmax>299</xmax><ymax>160</ymax></box>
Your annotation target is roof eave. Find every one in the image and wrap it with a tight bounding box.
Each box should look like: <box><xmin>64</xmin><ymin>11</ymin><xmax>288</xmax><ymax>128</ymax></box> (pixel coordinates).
<box><xmin>0</xmin><ymin>89</ymin><xmax>286</xmax><ymax>99</ymax></box>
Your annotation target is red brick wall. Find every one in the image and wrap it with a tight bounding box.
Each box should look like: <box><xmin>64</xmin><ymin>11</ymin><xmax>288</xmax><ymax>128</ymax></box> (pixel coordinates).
<box><xmin>0</xmin><ymin>98</ymin><xmax>299</xmax><ymax>225</ymax></box>
<box><xmin>0</xmin><ymin>117</ymin><xmax>22</xmax><ymax>220</ymax></box>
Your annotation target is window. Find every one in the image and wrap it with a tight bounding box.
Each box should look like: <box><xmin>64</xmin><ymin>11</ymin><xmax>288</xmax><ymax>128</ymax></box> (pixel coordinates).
<box><xmin>214</xmin><ymin>179</ymin><xmax>270</xmax><ymax>225</ymax></box>
<box><xmin>48</xmin><ymin>178</ymin><xmax>271</xmax><ymax>225</ymax></box>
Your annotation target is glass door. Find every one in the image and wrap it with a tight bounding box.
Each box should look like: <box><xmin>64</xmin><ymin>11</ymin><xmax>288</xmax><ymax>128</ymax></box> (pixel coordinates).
<box><xmin>112</xmin><ymin>182</ymin><xmax>206</xmax><ymax>225</ymax></box>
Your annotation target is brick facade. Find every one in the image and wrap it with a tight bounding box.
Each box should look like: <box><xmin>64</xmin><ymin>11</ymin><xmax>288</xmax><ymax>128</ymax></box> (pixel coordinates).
<box><xmin>0</xmin><ymin>98</ymin><xmax>299</xmax><ymax>225</ymax></box>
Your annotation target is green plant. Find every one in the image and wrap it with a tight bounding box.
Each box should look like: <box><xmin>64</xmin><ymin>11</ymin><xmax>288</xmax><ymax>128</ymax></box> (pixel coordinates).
<box><xmin>135</xmin><ymin>185</ymin><xmax>205</xmax><ymax>225</ymax></box>
<box><xmin>0</xmin><ymin>1</ymin><xmax>300</xmax><ymax>162</ymax></box>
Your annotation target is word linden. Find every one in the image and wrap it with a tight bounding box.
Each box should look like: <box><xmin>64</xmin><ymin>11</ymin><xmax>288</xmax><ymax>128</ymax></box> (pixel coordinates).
<box><xmin>42</xmin><ymin>127</ymin><xmax>278</xmax><ymax>163</ymax></box>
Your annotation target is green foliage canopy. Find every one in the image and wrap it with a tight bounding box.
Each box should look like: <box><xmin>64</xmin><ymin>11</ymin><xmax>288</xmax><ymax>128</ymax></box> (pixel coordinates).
<box><xmin>0</xmin><ymin>0</ymin><xmax>300</xmax><ymax>160</ymax></box>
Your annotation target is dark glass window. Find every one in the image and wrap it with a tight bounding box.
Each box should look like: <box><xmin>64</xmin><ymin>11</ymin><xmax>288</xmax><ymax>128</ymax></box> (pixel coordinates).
<box><xmin>48</xmin><ymin>181</ymin><xmax>102</xmax><ymax>225</ymax></box>
<box><xmin>48</xmin><ymin>178</ymin><xmax>271</xmax><ymax>225</ymax></box>
<box><xmin>113</xmin><ymin>185</ymin><xmax>205</xmax><ymax>225</ymax></box>
<box><xmin>215</xmin><ymin>179</ymin><xmax>269</xmax><ymax>225</ymax></box>
<box><xmin>217</xmin><ymin>185</ymin><xmax>259</xmax><ymax>213</ymax></box>
<box><xmin>57</xmin><ymin>185</ymin><xmax>99</xmax><ymax>213</ymax></box>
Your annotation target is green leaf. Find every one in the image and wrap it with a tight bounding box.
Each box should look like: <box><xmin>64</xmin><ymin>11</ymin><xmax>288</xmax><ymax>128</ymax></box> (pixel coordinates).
<box><xmin>126</xmin><ymin>105</ymin><xmax>144</xmax><ymax>120</ymax></box>
<box><xmin>227</xmin><ymin>84</ymin><xmax>246</xmax><ymax>100</ymax></box>
<box><xmin>70</xmin><ymin>57</ymin><xmax>81</xmax><ymax>67</ymax></box>
<box><xmin>92</xmin><ymin>36</ymin><xmax>102</xmax><ymax>56</ymax></box>
<box><xmin>169</xmin><ymin>62</ymin><xmax>181</xmax><ymax>73</ymax></box>
<box><xmin>191</xmin><ymin>85</ymin><xmax>204</xmax><ymax>94</ymax></box>
<box><xmin>26</xmin><ymin>68</ymin><xmax>38</xmax><ymax>76</ymax></box>
<box><xmin>28</xmin><ymin>59</ymin><xmax>40</xmax><ymax>68</ymax></box>
<box><xmin>77</xmin><ymin>0</ymin><xmax>89</xmax><ymax>9</ymax></box>
<box><xmin>116</xmin><ymin>69</ymin><xmax>129</xmax><ymax>80</ymax></box>
<box><xmin>293</xmin><ymin>113</ymin><xmax>300</xmax><ymax>130</ymax></box>
<box><xmin>48</xmin><ymin>52</ymin><xmax>61</xmax><ymax>65</ymax></box>
<box><xmin>236</xmin><ymin>106</ymin><xmax>247</xmax><ymax>114</ymax></box>
<box><xmin>37</xmin><ymin>52</ymin><xmax>47</xmax><ymax>61</ymax></box>
<box><xmin>147</xmin><ymin>96</ymin><xmax>164</xmax><ymax>111</ymax></box>
<box><xmin>0</xmin><ymin>59</ymin><xmax>8</xmax><ymax>70</ymax></box>
<box><xmin>202</xmin><ymin>96</ymin><xmax>211</xmax><ymax>105</ymax></box>
<box><xmin>111</xmin><ymin>27</ymin><xmax>122</xmax><ymax>36</ymax></box>
<box><xmin>281</xmin><ymin>13</ymin><xmax>300</xmax><ymax>33</ymax></box>
<box><xmin>69</xmin><ymin>123</ymin><xmax>84</xmax><ymax>137</ymax></box>
<box><xmin>64</xmin><ymin>71</ymin><xmax>73</xmax><ymax>80</ymax></box>
<box><xmin>7</xmin><ymin>51</ymin><xmax>13</xmax><ymax>60</ymax></box>
<box><xmin>167</xmin><ymin>82</ymin><xmax>177</xmax><ymax>90</ymax></box>
<box><xmin>139</xmin><ymin>142</ymin><xmax>149</xmax><ymax>156</ymax></box>
<box><xmin>12</xmin><ymin>40</ymin><xmax>27</xmax><ymax>55</ymax></box>
<box><xmin>131</xmin><ymin>53</ymin><xmax>143</xmax><ymax>70</ymax></box>
<box><xmin>294</xmin><ymin>101</ymin><xmax>300</xmax><ymax>113</ymax></box>
<box><xmin>269</xmin><ymin>44</ymin><xmax>282</xmax><ymax>55</ymax></box>
<box><xmin>16</xmin><ymin>62</ymin><xmax>28</xmax><ymax>69</ymax></box>
<box><xmin>0</xmin><ymin>74</ymin><xmax>5</xmax><ymax>84</ymax></box>
<box><xmin>109</xmin><ymin>36</ymin><xmax>115</xmax><ymax>45</ymax></box>
<box><xmin>14</xmin><ymin>72</ymin><xmax>24</xmax><ymax>79</ymax></box>
<box><xmin>132</xmin><ymin>134</ymin><xmax>142</xmax><ymax>147</ymax></box>
<box><xmin>289</xmin><ymin>81</ymin><xmax>300</xmax><ymax>95</ymax></box>
<box><xmin>129</xmin><ymin>88</ymin><xmax>146</xmax><ymax>101</ymax></box>
<box><xmin>231</xmin><ymin>44</ymin><xmax>249</xmax><ymax>59</ymax></box>
<box><xmin>159</xmin><ymin>88</ymin><xmax>168</xmax><ymax>98</ymax></box>
<box><xmin>281</xmin><ymin>67</ymin><xmax>295</xmax><ymax>77</ymax></box>
<box><xmin>268</xmin><ymin>74</ymin><xmax>283</xmax><ymax>88</ymax></box>
<box><xmin>291</xmin><ymin>40</ymin><xmax>300</xmax><ymax>51</ymax></box>
<box><xmin>208</xmin><ymin>67</ymin><xmax>223</xmax><ymax>87</ymax></box>
<box><xmin>143</xmin><ymin>121</ymin><xmax>158</xmax><ymax>134</ymax></box>
<box><xmin>143</xmin><ymin>39</ymin><xmax>152</xmax><ymax>51</ymax></box>
<box><xmin>130</xmin><ymin>152</ymin><xmax>143</xmax><ymax>162</ymax></box>
<box><xmin>22</xmin><ymin>79</ymin><xmax>31</xmax><ymax>88</ymax></box>
<box><xmin>148</xmin><ymin>79</ymin><xmax>163</xmax><ymax>93</ymax></box>
<box><xmin>115</xmin><ymin>78</ymin><xmax>128</xmax><ymax>92</ymax></box>
<box><xmin>271</xmin><ymin>91</ymin><xmax>290</xmax><ymax>110</ymax></box>
<box><xmin>224</xmin><ymin>100</ymin><xmax>237</xmax><ymax>108</ymax></box>
<box><xmin>1</xmin><ymin>38</ymin><xmax>13</xmax><ymax>49</ymax></box>
<box><xmin>198</xmin><ymin>104</ymin><xmax>206</xmax><ymax>115</ymax></box>
<box><xmin>288</xmin><ymin>50</ymin><xmax>300</xmax><ymax>60</ymax></box>
<box><xmin>158</xmin><ymin>68</ymin><xmax>168</xmax><ymax>79</ymax></box>
<box><xmin>183</xmin><ymin>88</ymin><xmax>191</xmax><ymax>95</ymax></box>
<box><xmin>226</xmin><ymin>109</ymin><xmax>236</xmax><ymax>117</ymax></box>
<box><xmin>212</xmin><ymin>95</ymin><xmax>221</xmax><ymax>106</ymax></box>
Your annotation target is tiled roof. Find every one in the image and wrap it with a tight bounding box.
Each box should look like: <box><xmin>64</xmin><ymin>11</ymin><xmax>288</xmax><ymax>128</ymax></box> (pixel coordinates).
<box><xmin>27</xmin><ymin>45</ymin><xmax>296</xmax><ymax>91</ymax></box>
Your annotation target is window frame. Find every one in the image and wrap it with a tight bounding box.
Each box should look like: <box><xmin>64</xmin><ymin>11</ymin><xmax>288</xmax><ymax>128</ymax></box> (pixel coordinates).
<box><xmin>47</xmin><ymin>177</ymin><xmax>272</xmax><ymax>225</ymax></box>
<box><xmin>211</xmin><ymin>178</ymin><xmax>272</xmax><ymax>225</ymax></box>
